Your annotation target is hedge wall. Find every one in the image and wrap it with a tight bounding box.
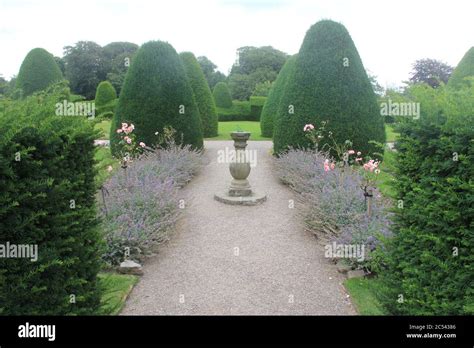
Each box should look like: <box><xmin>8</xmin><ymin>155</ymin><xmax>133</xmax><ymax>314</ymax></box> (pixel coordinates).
<box><xmin>0</xmin><ymin>84</ymin><xmax>103</xmax><ymax>315</ymax></box>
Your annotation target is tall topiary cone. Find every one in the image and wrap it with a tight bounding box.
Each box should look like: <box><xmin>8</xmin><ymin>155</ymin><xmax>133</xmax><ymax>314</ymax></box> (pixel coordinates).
<box><xmin>180</xmin><ymin>52</ymin><xmax>218</xmax><ymax>137</ymax></box>
<box><xmin>213</xmin><ymin>82</ymin><xmax>233</xmax><ymax>108</ymax></box>
<box><xmin>273</xmin><ymin>20</ymin><xmax>385</xmax><ymax>156</ymax></box>
<box><xmin>110</xmin><ymin>41</ymin><xmax>203</xmax><ymax>153</ymax></box>
<box><xmin>17</xmin><ymin>48</ymin><xmax>63</xmax><ymax>96</ymax></box>
<box><xmin>95</xmin><ymin>80</ymin><xmax>117</xmax><ymax>106</ymax></box>
<box><xmin>448</xmin><ymin>47</ymin><xmax>474</xmax><ymax>89</ymax></box>
<box><xmin>260</xmin><ymin>55</ymin><xmax>297</xmax><ymax>137</ymax></box>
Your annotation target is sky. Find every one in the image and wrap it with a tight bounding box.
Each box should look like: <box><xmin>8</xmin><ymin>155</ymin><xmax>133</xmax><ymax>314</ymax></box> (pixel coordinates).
<box><xmin>1</xmin><ymin>0</ymin><xmax>473</xmax><ymax>88</ymax></box>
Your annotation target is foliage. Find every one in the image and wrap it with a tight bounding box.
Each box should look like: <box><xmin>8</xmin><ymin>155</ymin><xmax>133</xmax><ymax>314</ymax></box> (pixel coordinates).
<box><xmin>249</xmin><ymin>96</ymin><xmax>266</xmax><ymax>121</ymax></box>
<box><xmin>227</xmin><ymin>46</ymin><xmax>288</xmax><ymax>100</ymax></box>
<box><xmin>212</xmin><ymin>82</ymin><xmax>233</xmax><ymax>108</ymax></box>
<box><xmin>100</xmin><ymin>140</ymin><xmax>202</xmax><ymax>266</ymax></box>
<box><xmin>110</xmin><ymin>41</ymin><xmax>203</xmax><ymax>154</ymax></box>
<box><xmin>409</xmin><ymin>58</ymin><xmax>453</xmax><ymax>88</ymax></box>
<box><xmin>64</xmin><ymin>41</ymin><xmax>107</xmax><ymax>100</ymax></box>
<box><xmin>448</xmin><ymin>47</ymin><xmax>474</xmax><ymax>89</ymax></box>
<box><xmin>0</xmin><ymin>83</ymin><xmax>103</xmax><ymax>314</ymax></box>
<box><xmin>217</xmin><ymin>100</ymin><xmax>250</xmax><ymax>121</ymax></box>
<box><xmin>275</xmin><ymin>147</ymin><xmax>392</xmax><ymax>270</ymax></box>
<box><xmin>376</xmin><ymin>86</ymin><xmax>474</xmax><ymax>315</ymax></box>
<box><xmin>260</xmin><ymin>55</ymin><xmax>297</xmax><ymax>137</ymax></box>
<box><xmin>252</xmin><ymin>81</ymin><xmax>273</xmax><ymax>97</ymax></box>
<box><xmin>180</xmin><ymin>52</ymin><xmax>218</xmax><ymax>137</ymax></box>
<box><xmin>209</xmin><ymin>121</ymin><xmax>270</xmax><ymax>140</ymax></box>
<box><xmin>273</xmin><ymin>20</ymin><xmax>385</xmax><ymax>156</ymax></box>
<box><xmin>95</xmin><ymin>80</ymin><xmax>117</xmax><ymax>117</ymax></box>
<box><xmin>102</xmin><ymin>42</ymin><xmax>139</xmax><ymax>95</ymax></box>
<box><xmin>197</xmin><ymin>56</ymin><xmax>226</xmax><ymax>90</ymax></box>
<box><xmin>16</xmin><ymin>48</ymin><xmax>63</xmax><ymax>96</ymax></box>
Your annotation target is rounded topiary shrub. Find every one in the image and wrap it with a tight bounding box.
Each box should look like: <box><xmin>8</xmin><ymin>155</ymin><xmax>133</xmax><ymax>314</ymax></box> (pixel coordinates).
<box><xmin>95</xmin><ymin>80</ymin><xmax>117</xmax><ymax>117</ymax></box>
<box><xmin>260</xmin><ymin>55</ymin><xmax>297</xmax><ymax>137</ymax></box>
<box><xmin>273</xmin><ymin>20</ymin><xmax>385</xmax><ymax>156</ymax></box>
<box><xmin>448</xmin><ymin>47</ymin><xmax>474</xmax><ymax>89</ymax></box>
<box><xmin>110</xmin><ymin>41</ymin><xmax>203</xmax><ymax>153</ymax></box>
<box><xmin>16</xmin><ymin>48</ymin><xmax>63</xmax><ymax>96</ymax></box>
<box><xmin>213</xmin><ymin>82</ymin><xmax>233</xmax><ymax>108</ymax></box>
<box><xmin>180</xmin><ymin>52</ymin><xmax>218</xmax><ymax>137</ymax></box>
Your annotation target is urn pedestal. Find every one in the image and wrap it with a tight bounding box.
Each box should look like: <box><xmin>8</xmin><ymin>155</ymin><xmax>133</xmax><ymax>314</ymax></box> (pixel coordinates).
<box><xmin>214</xmin><ymin>132</ymin><xmax>266</xmax><ymax>206</ymax></box>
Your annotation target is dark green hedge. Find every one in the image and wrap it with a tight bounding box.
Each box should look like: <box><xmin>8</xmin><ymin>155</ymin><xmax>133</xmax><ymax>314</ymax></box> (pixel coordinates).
<box><xmin>249</xmin><ymin>96</ymin><xmax>266</xmax><ymax>121</ymax></box>
<box><xmin>0</xmin><ymin>84</ymin><xmax>103</xmax><ymax>315</ymax></box>
<box><xmin>377</xmin><ymin>115</ymin><xmax>474</xmax><ymax>315</ymax></box>
<box><xmin>213</xmin><ymin>82</ymin><xmax>233</xmax><ymax>108</ymax></box>
<box><xmin>273</xmin><ymin>20</ymin><xmax>385</xmax><ymax>156</ymax></box>
<box><xmin>217</xmin><ymin>101</ymin><xmax>250</xmax><ymax>121</ymax></box>
<box><xmin>95</xmin><ymin>81</ymin><xmax>117</xmax><ymax>117</ymax></box>
<box><xmin>260</xmin><ymin>55</ymin><xmax>297</xmax><ymax>137</ymax></box>
<box><xmin>16</xmin><ymin>48</ymin><xmax>63</xmax><ymax>97</ymax></box>
<box><xmin>180</xmin><ymin>52</ymin><xmax>218</xmax><ymax>137</ymax></box>
<box><xmin>111</xmin><ymin>41</ymin><xmax>203</xmax><ymax>153</ymax></box>
<box><xmin>448</xmin><ymin>47</ymin><xmax>474</xmax><ymax>89</ymax></box>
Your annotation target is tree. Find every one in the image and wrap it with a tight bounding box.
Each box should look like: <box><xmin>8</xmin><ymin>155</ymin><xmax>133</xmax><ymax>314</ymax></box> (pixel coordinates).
<box><xmin>260</xmin><ymin>55</ymin><xmax>297</xmax><ymax>137</ymax></box>
<box><xmin>409</xmin><ymin>58</ymin><xmax>453</xmax><ymax>88</ymax></box>
<box><xmin>16</xmin><ymin>48</ymin><xmax>63</xmax><ymax>96</ymax></box>
<box><xmin>197</xmin><ymin>56</ymin><xmax>226</xmax><ymax>90</ymax></box>
<box><xmin>63</xmin><ymin>41</ymin><xmax>106</xmax><ymax>99</ymax></box>
<box><xmin>180</xmin><ymin>52</ymin><xmax>218</xmax><ymax>137</ymax></box>
<box><xmin>110</xmin><ymin>41</ymin><xmax>203</xmax><ymax>153</ymax></box>
<box><xmin>273</xmin><ymin>20</ymin><xmax>386</xmax><ymax>156</ymax></box>
<box><xmin>227</xmin><ymin>46</ymin><xmax>288</xmax><ymax>100</ymax></box>
<box><xmin>95</xmin><ymin>80</ymin><xmax>117</xmax><ymax>117</ymax></box>
<box><xmin>212</xmin><ymin>82</ymin><xmax>233</xmax><ymax>108</ymax></box>
<box><xmin>102</xmin><ymin>42</ymin><xmax>139</xmax><ymax>95</ymax></box>
<box><xmin>448</xmin><ymin>47</ymin><xmax>474</xmax><ymax>89</ymax></box>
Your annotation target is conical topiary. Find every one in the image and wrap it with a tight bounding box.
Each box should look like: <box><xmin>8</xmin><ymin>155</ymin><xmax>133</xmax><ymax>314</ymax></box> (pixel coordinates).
<box><xmin>16</xmin><ymin>48</ymin><xmax>63</xmax><ymax>96</ymax></box>
<box><xmin>110</xmin><ymin>41</ymin><xmax>203</xmax><ymax>153</ymax></box>
<box><xmin>273</xmin><ymin>20</ymin><xmax>385</xmax><ymax>156</ymax></box>
<box><xmin>447</xmin><ymin>47</ymin><xmax>474</xmax><ymax>89</ymax></box>
<box><xmin>95</xmin><ymin>80</ymin><xmax>117</xmax><ymax>116</ymax></box>
<box><xmin>260</xmin><ymin>55</ymin><xmax>297</xmax><ymax>137</ymax></box>
<box><xmin>180</xmin><ymin>52</ymin><xmax>218</xmax><ymax>137</ymax></box>
<box><xmin>213</xmin><ymin>82</ymin><xmax>233</xmax><ymax>108</ymax></box>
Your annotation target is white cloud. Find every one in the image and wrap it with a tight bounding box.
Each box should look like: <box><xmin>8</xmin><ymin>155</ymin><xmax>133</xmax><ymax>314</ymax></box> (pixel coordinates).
<box><xmin>1</xmin><ymin>0</ymin><xmax>473</xmax><ymax>87</ymax></box>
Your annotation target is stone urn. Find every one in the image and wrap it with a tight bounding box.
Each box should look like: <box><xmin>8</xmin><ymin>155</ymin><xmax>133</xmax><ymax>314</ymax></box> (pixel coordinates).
<box><xmin>214</xmin><ymin>131</ymin><xmax>266</xmax><ymax>205</ymax></box>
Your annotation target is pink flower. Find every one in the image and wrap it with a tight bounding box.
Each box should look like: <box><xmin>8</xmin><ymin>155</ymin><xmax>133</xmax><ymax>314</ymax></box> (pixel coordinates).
<box><xmin>123</xmin><ymin>136</ymin><xmax>132</xmax><ymax>144</ymax></box>
<box><xmin>348</xmin><ymin>150</ymin><xmax>355</xmax><ymax>155</ymax></box>
<box><xmin>324</xmin><ymin>159</ymin><xmax>330</xmax><ymax>172</ymax></box>
<box><xmin>330</xmin><ymin>162</ymin><xmax>335</xmax><ymax>170</ymax></box>
<box><xmin>355</xmin><ymin>157</ymin><xmax>362</xmax><ymax>162</ymax></box>
<box><xmin>304</xmin><ymin>124</ymin><xmax>315</xmax><ymax>132</ymax></box>
<box><xmin>116</xmin><ymin>129</ymin><xmax>123</xmax><ymax>134</ymax></box>
<box><xmin>139</xmin><ymin>142</ymin><xmax>146</xmax><ymax>148</ymax></box>
<box><xmin>121</xmin><ymin>123</ymin><xmax>128</xmax><ymax>129</ymax></box>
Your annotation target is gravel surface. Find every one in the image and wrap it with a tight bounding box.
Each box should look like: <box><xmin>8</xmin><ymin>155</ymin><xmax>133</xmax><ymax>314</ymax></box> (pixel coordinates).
<box><xmin>121</xmin><ymin>141</ymin><xmax>356</xmax><ymax>315</ymax></box>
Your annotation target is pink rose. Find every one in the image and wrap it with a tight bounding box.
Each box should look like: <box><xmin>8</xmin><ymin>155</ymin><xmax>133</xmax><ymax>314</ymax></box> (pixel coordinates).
<box><xmin>121</xmin><ymin>123</ymin><xmax>128</xmax><ymax>129</ymax></box>
<box><xmin>116</xmin><ymin>129</ymin><xmax>123</xmax><ymax>134</ymax></box>
<box><xmin>348</xmin><ymin>150</ymin><xmax>355</xmax><ymax>155</ymax></box>
<box><xmin>139</xmin><ymin>142</ymin><xmax>146</xmax><ymax>148</ymax></box>
<box><xmin>304</xmin><ymin>124</ymin><xmax>315</xmax><ymax>132</ymax></box>
<box><xmin>355</xmin><ymin>158</ymin><xmax>362</xmax><ymax>162</ymax></box>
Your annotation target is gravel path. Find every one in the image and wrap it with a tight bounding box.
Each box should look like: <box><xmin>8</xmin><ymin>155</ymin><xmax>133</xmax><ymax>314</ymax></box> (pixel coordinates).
<box><xmin>121</xmin><ymin>141</ymin><xmax>355</xmax><ymax>315</ymax></box>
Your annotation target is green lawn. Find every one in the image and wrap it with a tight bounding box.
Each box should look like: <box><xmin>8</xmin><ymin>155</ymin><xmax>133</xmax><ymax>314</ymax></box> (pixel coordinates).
<box><xmin>207</xmin><ymin>121</ymin><xmax>270</xmax><ymax>141</ymax></box>
<box><xmin>377</xmin><ymin>149</ymin><xmax>397</xmax><ymax>198</ymax></box>
<box><xmin>344</xmin><ymin>277</ymin><xmax>387</xmax><ymax>315</ymax></box>
<box><xmin>98</xmin><ymin>272</ymin><xmax>138</xmax><ymax>315</ymax></box>
<box><xmin>94</xmin><ymin>119</ymin><xmax>111</xmax><ymax>140</ymax></box>
<box><xmin>385</xmin><ymin>124</ymin><xmax>399</xmax><ymax>143</ymax></box>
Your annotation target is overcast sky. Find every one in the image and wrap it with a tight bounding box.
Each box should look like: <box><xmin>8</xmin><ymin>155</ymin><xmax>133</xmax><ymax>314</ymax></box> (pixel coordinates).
<box><xmin>1</xmin><ymin>0</ymin><xmax>473</xmax><ymax>87</ymax></box>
